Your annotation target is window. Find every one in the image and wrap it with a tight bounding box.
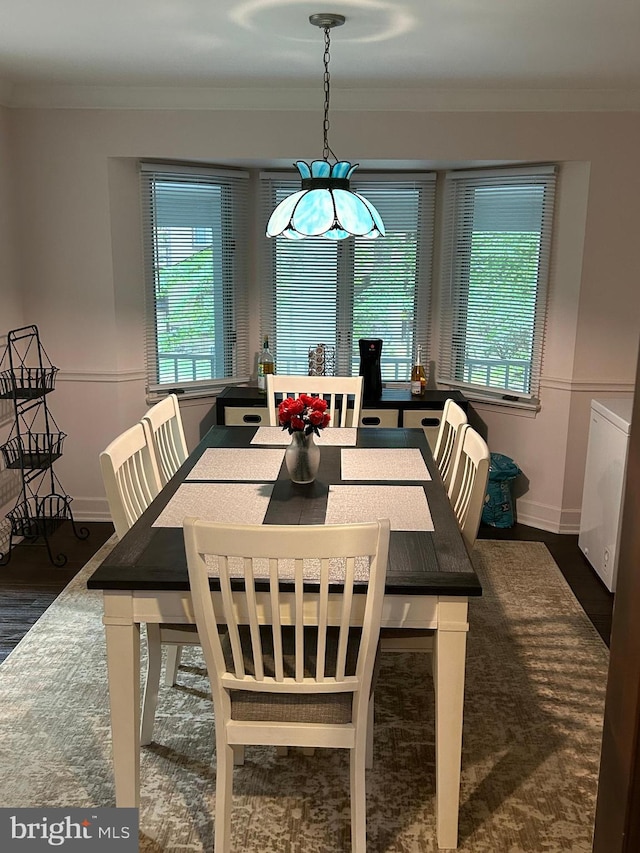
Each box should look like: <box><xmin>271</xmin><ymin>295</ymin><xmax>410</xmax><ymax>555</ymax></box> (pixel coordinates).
<box><xmin>141</xmin><ymin>164</ymin><xmax>250</xmax><ymax>396</ymax></box>
<box><xmin>141</xmin><ymin>163</ymin><xmax>556</xmax><ymax>407</ymax></box>
<box><xmin>438</xmin><ymin>166</ymin><xmax>556</xmax><ymax>405</ymax></box>
<box><xmin>260</xmin><ymin>174</ymin><xmax>435</xmax><ymax>380</ymax></box>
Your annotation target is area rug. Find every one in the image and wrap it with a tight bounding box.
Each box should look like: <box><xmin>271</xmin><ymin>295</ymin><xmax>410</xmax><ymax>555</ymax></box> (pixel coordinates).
<box><xmin>0</xmin><ymin>537</ymin><xmax>609</xmax><ymax>852</ymax></box>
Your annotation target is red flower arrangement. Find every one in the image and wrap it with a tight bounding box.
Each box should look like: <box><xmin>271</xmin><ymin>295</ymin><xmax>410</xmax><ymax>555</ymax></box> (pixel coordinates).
<box><xmin>278</xmin><ymin>394</ymin><xmax>331</xmax><ymax>435</ymax></box>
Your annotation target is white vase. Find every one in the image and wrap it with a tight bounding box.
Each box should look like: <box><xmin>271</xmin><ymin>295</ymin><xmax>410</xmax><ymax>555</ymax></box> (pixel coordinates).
<box><xmin>285</xmin><ymin>431</ymin><xmax>320</xmax><ymax>484</ymax></box>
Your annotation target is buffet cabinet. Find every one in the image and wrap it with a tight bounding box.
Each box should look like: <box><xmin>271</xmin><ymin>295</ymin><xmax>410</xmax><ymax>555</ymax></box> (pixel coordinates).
<box><xmin>215</xmin><ymin>386</ymin><xmax>468</xmax><ymax>450</ymax></box>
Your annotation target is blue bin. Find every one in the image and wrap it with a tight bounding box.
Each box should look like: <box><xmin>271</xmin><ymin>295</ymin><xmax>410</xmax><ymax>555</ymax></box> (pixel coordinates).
<box><xmin>482</xmin><ymin>453</ymin><xmax>521</xmax><ymax>528</ymax></box>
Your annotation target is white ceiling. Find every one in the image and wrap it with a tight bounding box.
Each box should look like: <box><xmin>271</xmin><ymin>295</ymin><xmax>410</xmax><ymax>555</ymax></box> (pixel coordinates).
<box><xmin>0</xmin><ymin>0</ymin><xmax>639</xmax><ymax>110</ymax></box>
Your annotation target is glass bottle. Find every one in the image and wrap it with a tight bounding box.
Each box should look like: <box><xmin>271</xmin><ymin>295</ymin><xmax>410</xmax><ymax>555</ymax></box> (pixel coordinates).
<box><xmin>410</xmin><ymin>344</ymin><xmax>426</xmax><ymax>396</ymax></box>
<box><xmin>257</xmin><ymin>335</ymin><xmax>275</xmax><ymax>392</ymax></box>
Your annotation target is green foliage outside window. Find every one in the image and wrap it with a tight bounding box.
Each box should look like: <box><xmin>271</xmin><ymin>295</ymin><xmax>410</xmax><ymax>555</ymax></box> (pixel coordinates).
<box><xmin>463</xmin><ymin>231</ymin><xmax>541</xmax><ymax>392</ymax></box>
<box><xmin>352</xmin><ymin>232</ymin><xmax>418</xmax><ymax>380</ymax></box>
<box><xmin>155</xmin><ymin>246</ymin><xmax>217</xmax><ymax>382</ymax></box>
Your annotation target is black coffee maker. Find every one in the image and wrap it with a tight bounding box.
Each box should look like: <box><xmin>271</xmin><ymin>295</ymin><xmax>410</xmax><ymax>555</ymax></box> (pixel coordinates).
<box><xmin>359</xmin><ymin>338</ymin><xmax>383</xmax><ymax>402</ymax></box>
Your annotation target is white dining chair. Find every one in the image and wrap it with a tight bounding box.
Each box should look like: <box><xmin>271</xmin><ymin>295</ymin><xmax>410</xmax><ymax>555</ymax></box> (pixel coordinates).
<box><xmin>381</xmin><ymin>420</ymin><xmax>487</xmax><ymax>658</ymax></box>
<box><xmin>184</xmin><ymin>516</ymin><xmax>390</xmax><ymax>853</ymax></box>
<box><xmin>139</xmin><ymin>394</ymin><xmax>192</xmax><ymax>689</ymax></box>
<box><xmin>266</xmin><ymin>374</ymin><xmax>363</xmax><ymax>428</ymax></box>
<box><xmin>447</xmin><ymin>424</ymin><xmax>491</xmax><ymax>554</ymax></box>
<box><xmin>99</xmin><ymin>422</ymin><xmax>200</xmax><ymax>745</ymax></box>
<box><xmin>141</xmin><ymin>393</ymin><xmax>188</xmax><ymax>487</ymax></box>
<box><xmin>433</xmin><ymin>398</ymin><xmax>468</xmax><ymax>490</ymax></box>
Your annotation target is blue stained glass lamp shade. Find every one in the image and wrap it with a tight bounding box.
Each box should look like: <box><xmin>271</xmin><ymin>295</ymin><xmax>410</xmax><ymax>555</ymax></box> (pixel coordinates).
<box><xmin>266</xmin><ymin>160</ymin><xmax>385</xmax><ymax>240</ymax></box>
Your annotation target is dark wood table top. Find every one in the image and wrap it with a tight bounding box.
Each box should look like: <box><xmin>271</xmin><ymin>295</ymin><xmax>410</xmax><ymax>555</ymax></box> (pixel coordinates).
<box><xmin>88</xmin><ymin>426</ymin><xmax>482</xmax><ymax>598</ymax></box>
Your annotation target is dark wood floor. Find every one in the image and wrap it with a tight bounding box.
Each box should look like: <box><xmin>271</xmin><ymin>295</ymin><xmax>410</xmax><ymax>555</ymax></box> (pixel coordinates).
<box><xmin>0</xmin><ymin>521</ymin><xmax>114</xmax><ymax>663</ymax></box>
<box><xmin>477</xmin><ymin>522</ymin><xmax>614</xmax><ymax>646</ymax></box>
<box><xmin>0</xmin><ymin>519</ymin><xmax>613</xmax><ymax>664</ymax></box>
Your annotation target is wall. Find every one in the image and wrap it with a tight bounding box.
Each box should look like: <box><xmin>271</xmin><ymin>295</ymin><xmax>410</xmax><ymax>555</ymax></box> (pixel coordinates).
<box><xmin>7</xmin><ymin>106</ymin><xmax>640</xmax><ymax>530</ymax></box>
<box><xmin>0</xmin><ymin>106</ymin><xmax>25</xmax><ymax>542</ymax></box>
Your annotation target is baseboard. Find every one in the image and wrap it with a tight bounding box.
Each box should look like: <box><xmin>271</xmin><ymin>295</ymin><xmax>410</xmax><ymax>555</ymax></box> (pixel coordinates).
<box><xmin>69</xmin><ymin>497</ymin><xmax>112</xmax><ymax>523</ymax></box>
<box><xmin>515</xmin><ymin>498</ymin><xmax>581</xmax><ymax>534</ymax></box>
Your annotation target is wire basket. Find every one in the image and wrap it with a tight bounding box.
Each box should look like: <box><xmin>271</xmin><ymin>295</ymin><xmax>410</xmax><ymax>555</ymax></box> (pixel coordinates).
<box><xmin>5</xmin><ymin>494</ymin><xmax>73</xmax><ymax>539</ymax></box>
<box><xmin>0</xmin><ymin>432</ymin><xmax>66</xmax><ymax>470</ymax></box>
<box><xmin>0</xmin><ymin>366</ymin><xmax>59</xmax><ymax>400</ymax></box>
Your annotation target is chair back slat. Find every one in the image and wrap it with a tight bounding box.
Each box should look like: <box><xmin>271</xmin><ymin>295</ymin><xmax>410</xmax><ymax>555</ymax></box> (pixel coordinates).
<box><xmin>334</xmin><ymin>555</ymin><xmax>355</xmax><ymax>680</ymax></box>
<box><xmin>448</xmin><ymin>425</ymin><xmax>490</xmax><ymax>552</ymax></box>
<box><xmin>452</xmin><ymin>456</ymin><xmax>472</xmax><ymax>523</ymax></box>
<box><xmin>294</xmin><ymin>557</ymin><xmax>305</xmax><ymax>683</ymax></box>
<box><xmin>269</xmin><ymin>556</ymin><xmax>284</xmax><ymax>682</ymax></box>
<box><xmin>438</xmin><ymin>427</ymin><xmax>456</xmax><ymax>482</ymax></box>
<box><xmin>316</xmin><ymin>557</ymin><xmax>330</xmax><ymax>681</ymax></box>
<box><xmin>242</xmin><ymin>556</ymin><xmax>264</xmax><ymax>682</ymax></box>
<box><xmin>434</xmin><ymin>399</ymin><xmax>468</xmax><ymax>489</ymax></box>
<box><xmin>219</xmin><ymin>554</ymin><xmax>246</xmax><ymax>678</ymax></box>
<box><xmin>100</xmin><ymin>422</ymin><xmax>162</xmax><ymax>539</ymax></box>
<box><xmin>156</xmin><ymin>422</ymin><xmax>182</xmax><ymax>479</ymax></box>
<box><xmin>141</xmin><ymin>393</ymin><xmax>188</xmax><ymax>486</ymax></box>
<box><xmin>266</xmin><ymin>375</ymin><xmax>363</xmax><ymax>428</ymax></box>
<box><xmin>118</xmin><ymin>459</ymin><xmax>145</xmax><ymax>526</ymax></box>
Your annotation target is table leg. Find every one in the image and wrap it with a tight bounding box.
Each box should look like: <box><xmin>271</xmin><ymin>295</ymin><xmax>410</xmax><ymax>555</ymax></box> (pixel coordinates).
<box><xmin>433</xmin><ymin>597</ymin><xmax>469</xmax><ymax>850</ymax></box>
<box><xmin>103</xmin><ymin>592</ymin><xmax>141</xmax><ymax>807</ymax></box>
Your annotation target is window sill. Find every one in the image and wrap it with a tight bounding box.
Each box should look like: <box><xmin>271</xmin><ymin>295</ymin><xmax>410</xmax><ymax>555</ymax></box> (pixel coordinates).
<box><xmin>463</xmin><ymin>392</ymin><xmax>540</xmax><ymax>417</ymax></box>
<box><xmin>146</xmin><ymin>378</ymin><xmax>250</xmax><ymax>405</ymax></box>
<box><xmin>438</xmin><ymin>384</ymin><xmax>540</xmax><ymax>416</ymax></box>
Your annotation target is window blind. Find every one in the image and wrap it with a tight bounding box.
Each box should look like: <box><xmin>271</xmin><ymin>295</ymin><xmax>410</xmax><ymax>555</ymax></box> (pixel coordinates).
<box><xmin>259</xmin><ymin>173</ymin><xmax>436</xmax><ymax>382</ymax></box>
<box><xmin>438</xmin><ymin>165</ymin><xmax>556</xmax><ymax>403</ymax></box>
<box><xmin>141</xmin><ymin>163</ymin><xmax>250</xmax><ymax>396</ymax></box>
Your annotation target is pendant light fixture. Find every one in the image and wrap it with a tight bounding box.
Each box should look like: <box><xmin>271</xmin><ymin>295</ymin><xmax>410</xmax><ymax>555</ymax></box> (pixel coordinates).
<box><xmin>266</xmin><ymin>13</ymin><xmax>385</xmax><ymax>241</ymax></box>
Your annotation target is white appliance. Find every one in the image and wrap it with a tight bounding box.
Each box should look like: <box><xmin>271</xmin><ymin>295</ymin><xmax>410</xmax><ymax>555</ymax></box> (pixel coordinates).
<box><xmin>579</xmin><ymin>397</ymin><xmax>633</xmax><ymax>592</ymax></box>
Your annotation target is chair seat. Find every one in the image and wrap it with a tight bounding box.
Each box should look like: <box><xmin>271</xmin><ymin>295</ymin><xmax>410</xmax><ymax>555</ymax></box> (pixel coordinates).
<box><xmin>231</xmin><ymin>688</ymin><xmax>354</xmax><ymax>724</ymax></box>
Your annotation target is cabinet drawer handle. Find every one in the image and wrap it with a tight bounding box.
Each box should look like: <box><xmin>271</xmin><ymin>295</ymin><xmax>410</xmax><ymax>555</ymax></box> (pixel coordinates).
<box><xmin>421</xmin><ymin>417</ymin><xmax>440</xmax><ymax>427</ymax></box>
<box><xmin>243</xmin><ymin>414</ymin><xmax>262</xmax><ymax>424</ymax></box>
<box><xmin>361</xmin><ymin>416</ymin><xmax>381</xmax><ymax>426</ymax></box>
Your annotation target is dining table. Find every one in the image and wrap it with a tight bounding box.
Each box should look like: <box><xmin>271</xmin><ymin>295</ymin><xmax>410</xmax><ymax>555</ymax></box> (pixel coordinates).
<box><xmin>87</xmin><ymin>423</ymin><xmax>482</xmax><ymax>850</ymax></box>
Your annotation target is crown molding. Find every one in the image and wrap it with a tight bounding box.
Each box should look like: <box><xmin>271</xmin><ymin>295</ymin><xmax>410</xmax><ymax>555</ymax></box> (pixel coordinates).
<box><xmin>2</xmin><ymin>83</ymin><xmax>640</xmax><ymax>112</ymax></box>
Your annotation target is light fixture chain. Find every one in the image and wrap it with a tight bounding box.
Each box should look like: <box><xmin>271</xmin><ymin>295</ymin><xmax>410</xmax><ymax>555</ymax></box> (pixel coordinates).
<box><xmin>266</xmin><ymin>13</ymin><xmax>385</xmax><ymax>240</ymax></box>
<box><xmin>322</xmin><ymin>25</ymin><xmax>336</xmax><ymax>162</ymax></box>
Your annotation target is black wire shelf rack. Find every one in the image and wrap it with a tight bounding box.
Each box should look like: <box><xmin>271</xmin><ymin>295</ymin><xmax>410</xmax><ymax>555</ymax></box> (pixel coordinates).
<box><xmin>0</xmin><ymin>326</ymin><xmax>89</xmax><ymax>567</ymax></box>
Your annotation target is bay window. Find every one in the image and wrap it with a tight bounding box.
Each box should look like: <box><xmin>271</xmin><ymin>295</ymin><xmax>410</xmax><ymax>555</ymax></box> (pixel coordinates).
<box><xmin>140</xmin><ymin>162</ymin><xmax>557</xmax><ymax>410</ymax></box>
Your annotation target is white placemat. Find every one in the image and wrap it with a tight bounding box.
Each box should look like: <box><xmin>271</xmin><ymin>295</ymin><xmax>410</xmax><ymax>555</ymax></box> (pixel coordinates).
<box><xmin>185</xmin><ymin>448</ymin><xmax>284</xmax><ymax>481</ymax></box>
<box><xmin>340</xmin><ymin>448</ymin><xmax>431</xmax><ymax>481</ymax></box>
<box><xmin>316</xmin><ymin>428</ymin><xmax>358</xmax><ymax>446</ymax></box>
<box><xmin>204</xmin><ymin>554</ymin><xmax>370</xmax><ymax>582</ymax></box>
<box><xmin>153</xmin><ymin>483</ymin><xmax>273</xmax><ymax>527</ymax></box>
<box><xmin>251</xmin><ymin>426</ymin><xmax>358</xmax><ymax>446</ymax></box>
<box><xmin>325</xmin><ymin>485</ymin><xmax>434</xmax><ymax>531</ymax></box>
